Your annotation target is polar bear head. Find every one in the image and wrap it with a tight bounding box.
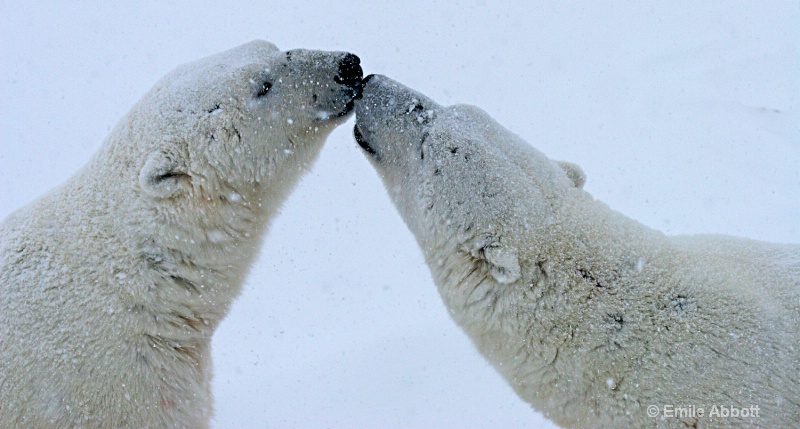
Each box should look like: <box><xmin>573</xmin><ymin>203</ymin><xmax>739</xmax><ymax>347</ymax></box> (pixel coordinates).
<box><xmin>0</xmin><ymin>41</ymin><xmax>362</xmax><ymax>429</ymax></box>
<box><xmin>353</xmin><ymin>74</ymin><xmax>584</xmax><ymax>288</ymax></box>
<box><xmin>74</xmin><ymin>39</ymin><xmax>364</xmax><ymax>287</ymax></box>
<box><xmin>125</xmin><ymin>40</ymin><xmax>361</xmax><ymax>206</ymax></box>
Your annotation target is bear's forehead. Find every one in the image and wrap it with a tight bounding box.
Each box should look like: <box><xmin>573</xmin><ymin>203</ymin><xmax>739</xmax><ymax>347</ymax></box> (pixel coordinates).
<box><xmin>152</xmin><ymin>41</ymin><xmax>284</xmax><ymax>96</ymax></box>
<box><xmin>145</xmin><ymin>60</ymin><xmax>276</xmax><ymax>113</ymax></box>
<box><xmin>428</xmin><ymin>114</ymin><xmax>501</xmax><ymax>156</ymax></box>
<box><xmin>166</xmin><ymin>59</ymin><xmax>265</xmax><ymax>89</ymax></box>
<box><xmin>432</xmin><ymin>108</ymin><xmax>543</xmax><ymax>163</ymax></box>
<box><xmin>426</xmin><ymin>113</ymin><xmax>559</xmax><ymax>201</ymax></box>
<box><xmin>191</xmin><ymin>40</ymin><xmax>280</xmax><ymax>72</ymax></box>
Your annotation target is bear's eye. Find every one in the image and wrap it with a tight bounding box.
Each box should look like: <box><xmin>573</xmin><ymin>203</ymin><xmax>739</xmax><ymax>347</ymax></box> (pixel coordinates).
<box><xmin>256</xmin><ymin>81</ymin><xmax>272</xmax><ymax>98</ymax></box>
<box><xmin>406</xmin><ymin>103</ymin><xmax>425</xmax><ymax>114</ymax></box>
<box><xmin>406</xmin><ymin>101</ymin><xmax>435</xmax><ymax>125</ymax></box>
<box><xmin>419</xmin><ymin>131</ymin><xmax>430</xmax><ymax>160</ymax></box>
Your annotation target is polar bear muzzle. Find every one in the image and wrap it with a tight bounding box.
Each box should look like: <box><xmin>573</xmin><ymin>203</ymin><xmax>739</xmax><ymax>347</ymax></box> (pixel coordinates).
<box><xmin>352</xmin><ymin>73</ymin><xmax>438</xmax><ymax>162</ymax></box>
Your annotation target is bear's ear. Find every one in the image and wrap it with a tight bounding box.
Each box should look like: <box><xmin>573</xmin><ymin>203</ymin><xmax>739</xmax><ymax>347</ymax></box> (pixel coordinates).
<box><xmin>557</xmin><ymin>160</ymin><xmax>586</xmax><ymax>189</ymax></box>
<box><xmin>138</xmin><ymin>151</ymin><xmax>190</xmax><ymax>199</ymax></box>
<box><xmin>468</xmin><ymin>238</ymin><xmax>521</xmax><ymax>284</ymax></box>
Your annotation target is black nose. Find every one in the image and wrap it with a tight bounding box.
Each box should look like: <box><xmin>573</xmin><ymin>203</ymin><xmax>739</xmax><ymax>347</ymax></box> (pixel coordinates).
<box><xmin>335</xmin><ymin>53</ymin><xmax>363</xmax><ymax>88</ymax></box>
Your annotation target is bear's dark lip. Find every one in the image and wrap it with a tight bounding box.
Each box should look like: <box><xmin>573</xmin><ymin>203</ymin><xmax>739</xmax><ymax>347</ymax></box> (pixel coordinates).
<box><xmin>353</xmin><ymin>124</ymin><xmax>378</xmax><ymax>157</ymax></box>
<box><xmin>328</xmin><ymin>83</ymin><xmax>362</xmax><ymax>119</ymax></box>
<box><xmin>336</xmin><ymin>99</ymin><xmax>356</xmax><ymax>118</ymax></box>
<box><xmin>311</xmin><ymin>95</ymin><xmax>357</xmax><ymax>123</ymax></box>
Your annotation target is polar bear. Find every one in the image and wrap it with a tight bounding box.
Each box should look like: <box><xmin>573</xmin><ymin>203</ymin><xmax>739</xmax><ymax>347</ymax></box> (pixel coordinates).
<box><xmin>353</xmin><ymin>75</ymin><xmax>800</xmax><ymax>428</ymax></box>
<box><xmin>0</xmin><ymin>40</ymin><xmax>362</xmax><ymax>428</ymax></box>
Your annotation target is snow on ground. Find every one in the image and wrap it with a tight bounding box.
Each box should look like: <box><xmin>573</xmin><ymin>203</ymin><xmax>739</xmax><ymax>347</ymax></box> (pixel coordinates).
<box><xmin>1</xmin><ymin>1</ymin><xmax>798</xmax><ymax>428</ymax></box>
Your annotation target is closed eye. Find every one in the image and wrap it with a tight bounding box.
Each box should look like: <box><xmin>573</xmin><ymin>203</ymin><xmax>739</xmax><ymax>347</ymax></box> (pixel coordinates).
<box><xmin>419</xmin><ymin>131</ymin><xmax>430</xmax><ymax>160</ymax></box>
<box><xmin>256</xmin><ymin>81</ymin><xmax>272</xmax><ymax>98</ymax></box>
<box><xmin>407</xmin><ymin>103</ymin><xmax>425</xmax><ymax>114</ymax></box>
<box><xmin>155</xmin><ymin>171</ymin><xmax>186</xmax><ymax>182</ymax></box>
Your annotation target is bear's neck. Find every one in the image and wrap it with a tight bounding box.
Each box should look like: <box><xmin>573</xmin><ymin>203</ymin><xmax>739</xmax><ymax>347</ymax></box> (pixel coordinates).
<box><xmin>143</xmin><ymin>188</ymin><xmax>277</xmax><ymax>323</ymax></box>
<box><xmin>69</xmin><ymin>158</ymin><xmax>277</xmax><ymax>342</ymax></box>
<box><xmin>435</xmin><ymin>194</ymin><xmax>670</xmax><ymax>421</ymax></box>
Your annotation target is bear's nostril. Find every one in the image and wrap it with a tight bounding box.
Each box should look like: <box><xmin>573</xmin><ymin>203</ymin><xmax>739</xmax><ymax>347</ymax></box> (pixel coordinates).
<box><xmin>335</xmin><ymin>53</ymin><xmax>363</xmax><ymax>89</ymax></box>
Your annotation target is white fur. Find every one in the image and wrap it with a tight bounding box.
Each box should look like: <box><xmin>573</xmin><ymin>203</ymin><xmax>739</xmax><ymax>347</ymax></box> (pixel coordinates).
<box><xmin>354</xmin><ymin>75</ymin><xmax>800</xmax><ymax>428</ymax></box>
<box><xmin>0</xmin><ymin>40</ymin><xmax>360</xmax><ymax>428</ymax></box>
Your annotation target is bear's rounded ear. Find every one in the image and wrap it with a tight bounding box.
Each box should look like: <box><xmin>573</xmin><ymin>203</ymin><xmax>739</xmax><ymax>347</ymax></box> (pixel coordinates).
<box><xmin>468</xmin><ymin>238</ymin><xmax>521</xmax><ymax>284</ymax></box>
<box><xmin>557</xmin><ymin>160</ymin><xmax>586</xmax><ymax>189</ymax></box>
<box><xmin>138</xmin><ymin>151</ymin><xmax>190</xmax><ymax>199</ymax></box>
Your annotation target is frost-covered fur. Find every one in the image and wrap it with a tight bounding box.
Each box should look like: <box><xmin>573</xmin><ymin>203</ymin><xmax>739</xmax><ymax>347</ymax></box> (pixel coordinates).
<box><xmin>354</xmin><ymin>75</ymin><xmax>800</xmax><ymax>428</ymax></box>
<box><xmin>0</xmin><ymin>40</ymin><xmax>361</xmax><ymax>428</ymax></box>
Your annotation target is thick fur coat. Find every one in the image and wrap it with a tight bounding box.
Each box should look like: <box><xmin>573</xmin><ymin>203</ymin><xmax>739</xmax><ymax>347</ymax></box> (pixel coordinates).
<box><xmin>0</xmin><ymin>40</ymin><xmax>361</xmax><ymax>428</ymax></box>
<box><xmin>353</xmin><ymin>74</ymin><xmax>799</xmax><ymax>428</ymax></box>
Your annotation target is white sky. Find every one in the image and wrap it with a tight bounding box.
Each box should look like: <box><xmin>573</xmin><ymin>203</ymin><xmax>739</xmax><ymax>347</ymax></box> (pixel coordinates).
<box><xmin>1</xmin><ymin>1</ymin><xmax>798</xmax><ymax>427</ymax></box>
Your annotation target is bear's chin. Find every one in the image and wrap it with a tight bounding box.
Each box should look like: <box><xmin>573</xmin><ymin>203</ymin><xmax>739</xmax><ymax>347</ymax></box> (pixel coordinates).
<box><xmin>316</xmin><ymin>99</ymin><xmax>356</xmax><ymax>121</ymax></box>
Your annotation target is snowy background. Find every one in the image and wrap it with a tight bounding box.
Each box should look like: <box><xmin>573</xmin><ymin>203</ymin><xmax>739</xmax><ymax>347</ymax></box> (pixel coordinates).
<box><xmin>1</xmin><ymin>1</ymin><xmax>798</xmax><ymax>428</ymax></box>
